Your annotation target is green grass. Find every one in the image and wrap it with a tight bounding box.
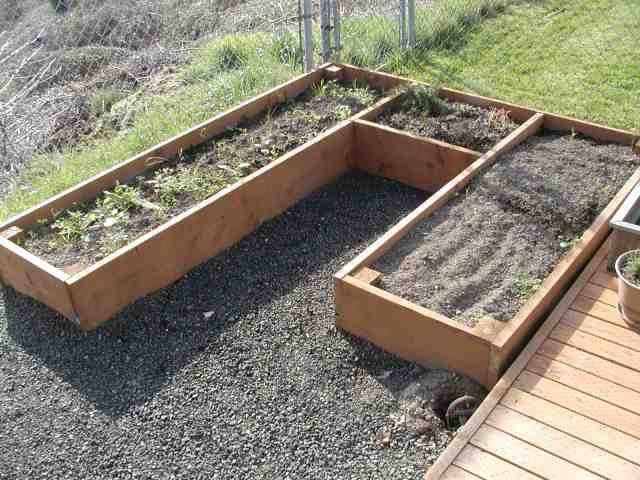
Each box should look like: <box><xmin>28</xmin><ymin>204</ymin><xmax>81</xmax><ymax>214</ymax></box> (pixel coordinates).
<box><xmin>395</xmin><ymin>0</ymin><xmax>640</xmax><ymax>132</ymax></box>
<box><xmin>0</xmin><ymin>33</ymin><xmax>297</xmax><ymax>221</ymax></box>
<box><xmin>2</xmin><ymin>0</ymin><xmax>638</xmax><ymax>223</ymax></box>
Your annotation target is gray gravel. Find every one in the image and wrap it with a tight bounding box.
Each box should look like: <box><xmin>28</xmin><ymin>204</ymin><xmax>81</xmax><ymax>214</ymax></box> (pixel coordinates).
<box><xmin>0</xmin><ymin>172</ymin><xmax>484</xmax><ymax>480</ymax></box>
<box><xmin>375</xmin><ymin>134</ymin><xmax>640</xmax><ymax>329</ymax></box>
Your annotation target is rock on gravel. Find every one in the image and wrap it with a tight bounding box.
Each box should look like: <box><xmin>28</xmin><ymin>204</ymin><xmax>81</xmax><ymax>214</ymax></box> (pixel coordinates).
<box><xmin>0</xmin><ymin>172</ymin><xmax>484</xmax><ymax>480</ymax></box>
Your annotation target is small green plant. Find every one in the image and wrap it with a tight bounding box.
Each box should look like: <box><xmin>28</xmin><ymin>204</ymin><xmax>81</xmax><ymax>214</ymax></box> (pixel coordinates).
<box><xmin>397</xmin><ymin>84</ymin><xmax>449</xmax><ymax>115</ymax></box>
<box><xmin>148</xmin><ymin>165</ymin><xmax>226</xmax><ymax>209</ymax></box>
<box><xmin>514</xmin><ymin>273</ymin><xmax>543</xmax><ymax>300</ymax></box>
<box><xmin>312</xmin><ymin>80</ymin><xmax>329</xmax><ymax>98</ymax></box>
<box><xmin>212</xmin><ymin>40</ymin><xmax>249</xmax><ymax>71</ymax></box>
<box><xmin>99</xmin><ymin>184</ymin><xmax>146</xmax><ymax>213</ymax></box>
<box><xmin>100</xmin><ymin>228</ymin><xmax>131</xmax><ymax>257</ymax></box>
<box><xmin>622</xmin><ymin>251</ymin><xmax>640</xmax><ymax>286</ymax></box>
<box><xmin>334</xmin><ymin>105</ymin><xmax>352</xmax><ymax>121</ymax></box>
<box><xmin>52</xmin><ymin>209</ymin><xmax>97</xmax><ymax>244</ymax></box>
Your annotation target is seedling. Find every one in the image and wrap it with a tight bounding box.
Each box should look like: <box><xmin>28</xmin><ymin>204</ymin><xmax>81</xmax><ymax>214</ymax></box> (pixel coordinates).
<box><xmin>514</xmin><ymin>273</ymin><xmax>543</xmax><ymax>300</ymax></box>
<box><xmin>397</xmin><ymin>84</ymin><xmax>449</xmax><ymax>116</ymax></box>
<box><xmin>334</xmin><ymin>105</ymin><xmax>352</xmax><ymax>121</ymax></box>
<box><xmin>622</xmin><ymin>251</ymin><xmax>640</xmax><ymax>285</ymax></box>
<box><xmin>52</xmin><ymin>209</ymin><xmax>97</xmax><ymax>245</ymax></box>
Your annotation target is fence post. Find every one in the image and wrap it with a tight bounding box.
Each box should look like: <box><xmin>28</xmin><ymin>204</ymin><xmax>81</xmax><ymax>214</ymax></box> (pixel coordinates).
<box><xmin>332</xmin><ymin>0</ymin><xmax>341</xmax><ymax>63</ymax></box>
<box><xmin>408</xmin><ymin>0</ymin><xmax>416</xmax><ymax>47</ymax></box>
<box><xmin>302</xmin><ymin>0</ymin><xmax>314</xmax><ymax>71</ymax></box>
<box><xmin>320</xmin><ymin>0</ymin><xmax>332</xmax><ymax>63</ymax></box>
<box><xmin>399</xmin><ymin>0</ymin><xmax>407</xmax><ymax>48</ymax></box>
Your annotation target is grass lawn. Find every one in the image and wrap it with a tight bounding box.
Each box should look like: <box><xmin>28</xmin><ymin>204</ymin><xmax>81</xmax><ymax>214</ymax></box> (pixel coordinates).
<box><xmin>395</xmin><ymin>0</ymin><xmax>640</xmax><ymax>132</ymax></box>
<box><xmin>1</xmin><ymin>0</ymin><xmax>638</xmax><ymax>221</ymax></box>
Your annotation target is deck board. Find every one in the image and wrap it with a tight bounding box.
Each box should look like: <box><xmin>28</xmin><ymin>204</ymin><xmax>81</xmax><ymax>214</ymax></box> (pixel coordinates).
<box><xmin>426</xmin><ymin>240</ymin><xmax>640</xmax><ymax>479</ymax></box>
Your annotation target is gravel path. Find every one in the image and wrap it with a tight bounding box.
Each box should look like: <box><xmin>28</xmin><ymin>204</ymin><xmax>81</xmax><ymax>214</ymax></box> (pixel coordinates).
<box><xmin>0</xmin><ymin>172</ymin><xmax>481</xmax><ymax>479</ymax></box>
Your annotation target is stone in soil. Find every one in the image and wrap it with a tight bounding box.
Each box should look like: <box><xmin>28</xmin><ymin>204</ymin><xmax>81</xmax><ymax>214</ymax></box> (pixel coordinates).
<box><xmin>375</xmin><ymin>133</ymin><xmax>640</xmax><ymax>328</ymax></box>
<box><xmin>0</xmin><ymin>171</ymin><xmax>485</xmax><ymax>479</ymax></box>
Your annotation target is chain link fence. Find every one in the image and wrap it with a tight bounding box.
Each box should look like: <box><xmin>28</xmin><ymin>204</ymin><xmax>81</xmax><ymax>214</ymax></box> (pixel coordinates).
<box><xmin>0</xmin><ymin>0</ymin><xmax>421</xmax><ymax>194</ymax></box>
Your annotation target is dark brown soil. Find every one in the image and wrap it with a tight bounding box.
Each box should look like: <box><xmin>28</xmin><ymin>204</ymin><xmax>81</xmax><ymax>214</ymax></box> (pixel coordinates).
<box><xmin>377</xmin><ymin>102</ymin><xmax>519</xmax><ymax>152</ymax></box>
<box><xmin>375</xmin><ymin>133</ymin><xmax>640</xmax><ymax>329</ymax></box>
<box><xmin>24</xmin><ymin>81</ymin><xmax>381</xmax><ymax>271</ymax></box>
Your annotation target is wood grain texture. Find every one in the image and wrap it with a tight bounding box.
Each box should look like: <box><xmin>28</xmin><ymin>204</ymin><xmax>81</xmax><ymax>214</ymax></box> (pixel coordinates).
<box><xmin>590</xmin><ymin>270</ymin><xmax>618</xmax><ymax>291</ymax></box>
<box><xmin>68</xmin><ymin>122</ymin><xmax>354</xmax><ymax>330</ymax></box>
<box><xmin>440</xmin><ymin>466</ymin><xmax>483</xmax><ymax>480</ymax></box>
<box><xmin>470</xmin><ymin>424</ymin><xmax>603</xmax><ymax>480</ymax></box>
<box><xmin>538</xmin><ymin>338</ymin><xmax>640</xmax><ymax>393</ymax></box>
<box><xmin>502</xmin><ymin>388</ymin><xmax>640</xmax><ymax>466</ymax></box>
<box><xmin>571</xmin><ymin>295</ymin><xmax>628</xmax><ymax>329</ymax></box>
<box><xmin>561</xmin><ymin>309</ymin><xmax>640</xmax><ymax>352</ymax></box>
<box><xmin>0</xmin><ymin>238</ymin><xmax>75</xmax><ymax>321</ymax></box>
<box><xmin>453</xmin><ymin>445</ymin><xmax>541</xmax><ymax>480</ymax></box>
<box><xmin>526</xmin><ymin>354</ymin><xmax>640</xmax><ymax>414</ymax></box>
<box><xmin>486</xmin><ymin>404</ymin><xmax>640</xmax><ymax>479</ymax></box>
<box><xmin>549</xmin><ymin>322</ymin><xmax>640</xmax><ymax>372</ymax></box>
<box><xmin>352</xmin><ymin>120</ymin><xmax>481</xmax><ymax>192</ymax></box>
<box><xmin>335</xmin><ymin>275</ymin><xmax>491</xmax><ymax>386</ymax></box>
<box><xmin>352</xmin><ymin>267</ymin><xmax>382</xmax><ymax>285</ymax></box>
<box><xmin>514</xmin><ymin>370</ymin><xmax>640</xmax><ymax>440</ymax></box>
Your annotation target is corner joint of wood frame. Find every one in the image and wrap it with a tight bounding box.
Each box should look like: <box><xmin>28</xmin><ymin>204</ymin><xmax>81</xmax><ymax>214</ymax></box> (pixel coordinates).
<box><xmin>325</xmin><ymin>65</ymin><xmax>344</xmax><ymax>81</ymax></box>
<box><xmin>1</xmin><ymin>226</ymin><xmax>25</xmax><ymax>244</ymax></box>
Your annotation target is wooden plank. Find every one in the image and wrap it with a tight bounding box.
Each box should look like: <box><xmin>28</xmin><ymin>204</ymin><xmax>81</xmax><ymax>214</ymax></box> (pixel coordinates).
<box><xmin>538</xmin><ymin>338</ymin><xmax>640</xmax><ymax>393</ymax></box>
<box><xmin>502</xmin><ymin>388</ymin><xmax>640</xmax><ymax>466</ymax></box>
<box><xmin>337</xmin><ymin>112</ymin><xmax>545</xmax><ymax>280</ymax></box>
<box><xmin>441</xmin><ymin>466</ymin><xmax>483</xmax><ymax>480</ymax></box>
<box><xmin>582</xmin><ymin>282</ymin><xmax>618</xmax><ymax>306</ymax></box>
<box><xmin>489</xmin><ymin>165</ymin><xmax>640</xmax><ymax>384</ymax></box>
<box><xmin>514</xmin><ymin>370</ymin><xmax>640</xmax><ymax>439</ymax></box>
<box><xmin>549</xmin><ymin>322</ymin><xmax>640</xmax><ymax>372</ymax></box>
<box><xmin>0</xmin><ymin>226</ymin><xmax>24</xmax><ymax>243</ymax></box>
<box><xmin>424</xmin><ymin>238</ymin><xmax>608</xmax><ymax>480</ymax></box>
<box><xmin>453</xmin><ymin>445</ymin><xmax>541</xmax><ymax>480</ymax></box>
<box><xmin>335</xmin><ymin>275</ymin><xmax>491</xmax><ymax>386</ymax></box>
<box><xmin>571</xmin><ymin>295</ymin><xmax>628</xmax><ymax>329</ymax></box>
<box><xmin>590</xmin><ymin>271</ymin><xmax>618</xmax><ymax>291</ymax></box>
<box><xmin>439</xmin><ymin>88</ymin><xmax>537</xmax><ymax>124</ymax></box>
<box><xmin>352</xmin><ymin>267</ymin><xmax>382</xmax><ymax>285</ymax></box>
<box><xmin>339</xmin><ymin>63</ymin><xmax>408</xmax><ymax>92</ymax></box>
<box><xmin>526</xmin><ymin>354</ymin><xmax>640</xmax><ymax>415</ymax></box>
<box><xmin>0</xmin><ymin>238</ymin><xmax>76</xmax><ymax>322</ymax></box>
<box><xmin>67</xmin><ymin>122</ymin><xmax>354</xmax><ymax>330</ymax></box>
<box><xmin>352</xmin><ymin>120</ymin><xmax>481</xmax><ymax>192</ymax></box>
<box><xmin>487</xmin><ymin>404</ymin><xmax>640</xmax><ymax>479</ymax></box>
<box><xmin>543</xmin><ymin>112</ymin><xmax>638</xmax><ymax>145</ymax></box>
<box><xmin>351</xmin><ymin>95</ymin><xmax>399</xmax><ymax>122</ymax></box>
<box><xmin>561</xmin><ymin>310</ymin><xmax>640</xmax><ymax>352</ymax></box>
<box><xmin>470</xmin><ymin>424</ymin><xmax>602</xmax><ymax>480</ymax></box>
<box><xmin>0</xmin><ymin>67</ymin><xmax>328</xmax><ymax>231</ymax></box>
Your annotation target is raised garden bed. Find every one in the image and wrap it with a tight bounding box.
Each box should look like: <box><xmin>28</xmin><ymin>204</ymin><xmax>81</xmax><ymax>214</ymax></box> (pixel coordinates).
<box><xmin>333</xmin><ymin>67</ymin><xmax>640</xmax><ymax>388</ymax></box>
<box><xmin>0</xmin><ymin>65</ymin><xmax>479</xmax><ymax>331</ymax></box>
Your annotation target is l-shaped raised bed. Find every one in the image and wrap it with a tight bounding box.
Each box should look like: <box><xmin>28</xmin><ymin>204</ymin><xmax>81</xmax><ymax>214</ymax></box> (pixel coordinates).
<box><xmin>334</xmin><ymin>67</ymin><xmax>640</xmax><ymax>388</ymax></box>
<box><xmin>0</xmin><ymin>64</ymin><xmax>480</xmax><ymax>331</ymax></box>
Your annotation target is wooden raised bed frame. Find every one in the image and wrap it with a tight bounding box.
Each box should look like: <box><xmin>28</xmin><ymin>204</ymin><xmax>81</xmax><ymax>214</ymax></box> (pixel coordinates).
<box><xmin>333</xmin><ymin>66</ymin><xmax>640</xmax><ymax>389</ymax></box>
<box><xmin>0</xmin><ymin>64</ymin><xmax>481</xmax><ymax>331</ymax></box>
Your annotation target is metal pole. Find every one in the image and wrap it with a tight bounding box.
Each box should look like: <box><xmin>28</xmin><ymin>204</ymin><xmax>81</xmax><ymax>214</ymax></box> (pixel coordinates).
<box><xmin>399</xmin><ymin>0</ymin><xmax>407</xmax><ymax>48</ymax></box>
<box><xmin>332</xmin><ymin>0</ymin><xmax>341</xmax><ymax>63</ymax></box>
<box><xmin>302</xmin><ymin>0</ymin><xmax>314</xmax><ymax>71</ymax></box>
<box><xmin>320</xmin><ymin>0</ymin><xmax>331</xmax><ymax>63</ymax></box>
<box><xmin>408</xmin><ymin>0</ymin><xmax>416</xmax><ymax>48</ymax></box>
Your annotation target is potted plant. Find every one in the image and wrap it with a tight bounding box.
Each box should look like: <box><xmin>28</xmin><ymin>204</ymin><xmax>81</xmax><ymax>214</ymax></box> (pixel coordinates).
<box><xmin>616</xmin><ymin>249</ymin><xmax>640</xmax><ymax>328</ymax></box>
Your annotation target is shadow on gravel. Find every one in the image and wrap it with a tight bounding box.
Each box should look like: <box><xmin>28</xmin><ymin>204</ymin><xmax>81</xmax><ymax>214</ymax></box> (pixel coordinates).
<box><xmin>4</xmin><ymin>171</ymin><xmax>426</xmax><ymax>417</ymax></box>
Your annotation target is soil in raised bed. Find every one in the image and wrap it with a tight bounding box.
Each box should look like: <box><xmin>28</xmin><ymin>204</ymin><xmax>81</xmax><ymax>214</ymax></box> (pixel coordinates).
<box><xmin>23</xmin><ymin>80</ymin><xmax>381</xmax><ymax>271</ymax></box>
<box><xmin>2</xmin><ymin>172</ymin><xmax>486</xmax><ymax>479</ymax></box>
<box><xmin>377</xmin><ymin>98</ymin><xmax>519</xmax><ymax>152</ymax></box>
<box><xmin>374</xmin><ymin>133</ymin><xmax>640</xmax><ymax>329</ymax></box>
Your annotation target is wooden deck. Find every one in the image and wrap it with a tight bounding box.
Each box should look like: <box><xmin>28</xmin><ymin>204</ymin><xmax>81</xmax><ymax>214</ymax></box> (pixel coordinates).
<box><xmin>426</xmin><ymin>239</ymin><xmax>640</xmax><ymax>480</ymax></box>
